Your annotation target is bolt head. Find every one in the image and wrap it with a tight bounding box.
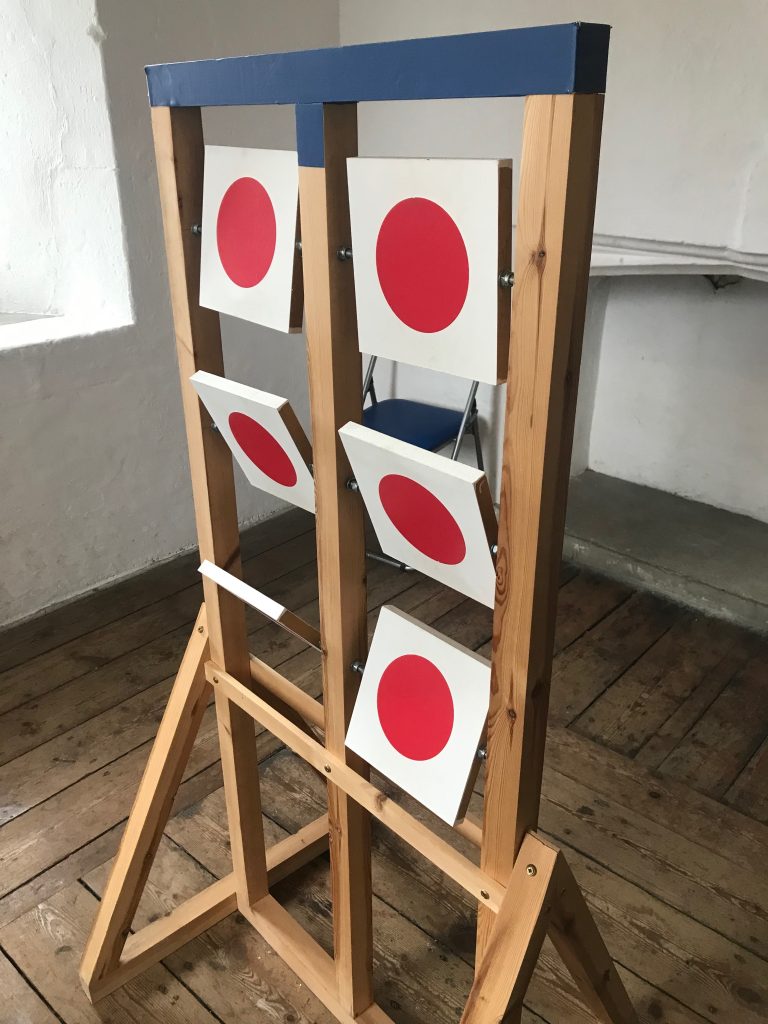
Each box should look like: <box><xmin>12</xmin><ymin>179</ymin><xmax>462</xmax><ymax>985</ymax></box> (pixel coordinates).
<box><xmin>480</xmin><ymin>889</ymin><xmax>490</xmax><ymax>900</ymax></box>
<box><xmin>526</xmin><ymin>864</ymin><xmax>537</xmax><ymax>877</ymax></box>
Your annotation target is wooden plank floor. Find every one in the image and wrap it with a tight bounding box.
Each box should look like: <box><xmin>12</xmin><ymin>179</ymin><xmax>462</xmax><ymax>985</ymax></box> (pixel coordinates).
<box><xmin>1</xmin><ymin>507</ymin><xmax>767</xmax><ymax>1023</ymax></box>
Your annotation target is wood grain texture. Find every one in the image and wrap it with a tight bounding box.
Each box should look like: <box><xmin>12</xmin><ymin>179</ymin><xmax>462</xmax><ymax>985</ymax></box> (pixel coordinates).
<box><xmin>548</xmin><ymin>855</ymin><xmax>639</xmax><ymax>1024</ymax></box>
<box><xmin>149</xmin><ymin>104</ymin><xmax>268</xmax><ymax>908</ymax></box>
<box><xmin>298</xmin><ymin>102</ymin><xmax>373</xmax><ymax>1016</ymax></box>
<box><xmin>462</xmin><ymin>834</ymin><xmax>559</xmax><ymax>1023</ymax></box>
<box><xmin>479</xmin><ymin>93</ymin><xmax>605</xmax><ymax>960</ymax></box>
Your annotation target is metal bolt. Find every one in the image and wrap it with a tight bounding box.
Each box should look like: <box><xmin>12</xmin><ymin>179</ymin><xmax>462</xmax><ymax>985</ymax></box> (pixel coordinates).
<box><xmin>351</xmin><ymin>660</ymin><xmax>365</xmax><ymax>675</ymax></box>
<box><xmin>295</xmin><ymin>239</ymin><xmax>303</xmax><ymax>253</ymax></box>
<box><xmin>211</xmin><ymin>421</ymin><xmax>220</xmax><ymax>434</ymax></box>
<box><xmin>346</xmin><ymin>477</ymin><xmax>359</xmax><ymax>492</ymax></box>
<box><xmin>191</xmin><ymin>223</ymin><xmax>202</xmax><ymax>236</ymax></box>
<box><xmin>197</xmin><ymin>626</ymin><xmax>205</xmax><ymax>634</ymax></box>
<box><xmin>324</xmin><ymin>764</ymin><xmax>332</xmax><ymax>773</ymax></box>
<box><xmin>480</xmin><ymin>889</ymin><xmax>490</xmax><ymax>900</ymax></box>
<box><xmin>490</xmin><ymin>543</ymin><xmax>498</xmax><ymax>557</ymax></box>
<box><xmin>498</xmin><ymin>270</ymin><xmax>514</xmax><ymax>288</ymax></box>
<box><xmin>476</xmin><ymin>747</ymin><xmax>488</xmax><ymax>761</ymax></box>
<box><xmin>336</xmin><ymin>245</ymin><xmax>353</xmax><ymax>262</ymax></box>
<box><xmin>526</xmin><ymin>864</ymin><xmax>537</xmax><ymax>877</ymax></box>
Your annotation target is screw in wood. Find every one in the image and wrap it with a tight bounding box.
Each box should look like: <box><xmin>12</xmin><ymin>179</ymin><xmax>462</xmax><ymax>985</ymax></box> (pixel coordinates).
<box><xmin>498</xmin><ymin>270</ymin><xmax>514</xmax><ymax>288</ymax></box>
<box><xmin>191</xmin><ymin>223</ymin><xmax>202</xmax><ymax>236</ymax></box>
<box><xmin>480</xmin><ymin>889</ymin><xmax>490</xmax><ymax>900</ymax></box>
<box><xmin>526</xmin><ymin>864</ymin><xmax>537</xmax><ymax>877</ymax></box>
<box><xmin>336</xmin><ymin>245</ymin><xmax>353</xmax><ymax>261</ymax></box>
<box><xmin>324</xmin><ymin>764</ymin><xmax>332</xmax><ymax>773</ymax></box>
<box><xmin>212</xmin><ymin>677</ymin><xmax>219</xmax><ymax>684</ymax></box>
<box><xmin>197</xmin><ymin>626</ymin><xmax>204</xmax><ymax>634</ymax></box>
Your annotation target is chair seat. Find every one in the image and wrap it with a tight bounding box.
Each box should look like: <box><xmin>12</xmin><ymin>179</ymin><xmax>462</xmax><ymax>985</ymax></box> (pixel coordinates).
<box><xmin>362</xmin><ymin>398</ymin><xmax>464</xmax><ymax>451</ymax></box>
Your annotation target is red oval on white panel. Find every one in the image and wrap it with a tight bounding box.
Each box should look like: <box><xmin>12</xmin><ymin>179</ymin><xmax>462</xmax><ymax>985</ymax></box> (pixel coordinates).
<box><xmin>376</xmin><ymin>653</ymin><xmax>454</xmax><ymax>761</ymax></box>
<box><xmin>378</xmin><ymin>473</ymin><xmax>466</xmax><ymax>565</ymax></box>
<box><xmin>375</xmin><ymin>197</ymin><xmax>469</xmax><ymax>333</ymax></box>
<box><xmin>216</xmin><ymin>177</ymin><xmax>277</xmax><ymax>288</ymax></box>
<box><xmin>228</xmin><ymin>412</ymin><xmax>297</xmax><ymax>487</ymax></box>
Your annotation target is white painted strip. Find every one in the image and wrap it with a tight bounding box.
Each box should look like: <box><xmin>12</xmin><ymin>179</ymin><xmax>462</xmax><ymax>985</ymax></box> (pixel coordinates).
<box><xmin>199</xmin><ymin>560</ymin><xmax>286</xmax><ymax>622</ymax></box>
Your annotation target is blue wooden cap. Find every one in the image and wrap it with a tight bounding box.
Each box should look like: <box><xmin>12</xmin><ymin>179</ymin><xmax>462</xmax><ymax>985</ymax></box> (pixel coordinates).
<box><xmin>147</xmin><ymin>23</ymin><xmax>609</xmax><ymax>166</ymax></box>
<box><xmin>146</xmin><ymin>22</ymin><xmax>609</xmax><ymax>108</ymax></box>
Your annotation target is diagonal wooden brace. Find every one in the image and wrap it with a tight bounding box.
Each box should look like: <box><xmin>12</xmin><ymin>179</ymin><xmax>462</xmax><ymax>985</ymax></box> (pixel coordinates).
<box><xmin>461</xmin><ymin>833</ymin><xmax>638</xmax><ymax>1024</ymax></box>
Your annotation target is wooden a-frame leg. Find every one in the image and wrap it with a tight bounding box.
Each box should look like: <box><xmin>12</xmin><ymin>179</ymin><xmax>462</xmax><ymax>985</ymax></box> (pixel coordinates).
<box><xmin>80</xmin><ymin>605</ymin><xmax>211</xmax><ymax>996</ymax></box>
<box><xmin>80</xmin><ymin>603</ymin><xmax>332</xmax><ymax>1002</ymax></box>
<box><xmin>461</xmin><ymin>833</ymin><xmax>637</xmax><ymax>1024</ymax></box>
<box><xmin>548</xmin><ymin>857</ymin><xmax>639</xmax><ymax>1024</ymax></box>
<box><xmin>461</xmin><ymin>834</ymin><xmax>558</xmax><ymax>1024</ymax></box>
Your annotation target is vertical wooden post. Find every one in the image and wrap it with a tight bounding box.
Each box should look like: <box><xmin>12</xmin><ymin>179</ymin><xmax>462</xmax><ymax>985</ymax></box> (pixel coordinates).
<box><xmin>149</xmin><ymin>106</ymin><xmax>269</xmax><ymax>909</ymax></box>
<box><xmin>298</xmin><ymin>104</ymin><xmax>374</xmax><ymax>1016</ymax></box>
<box><xmin>477</xmin><ymin>93</ymin><xmax>605</xmax><ymax>962</ymax></box>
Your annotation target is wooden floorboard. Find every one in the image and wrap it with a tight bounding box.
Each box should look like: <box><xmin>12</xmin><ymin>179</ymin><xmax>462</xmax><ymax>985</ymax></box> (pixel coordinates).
<box><xmin>0</xmin><ymin>509</ymin><xmax>766</xmax><ymax>1023</ymax></box>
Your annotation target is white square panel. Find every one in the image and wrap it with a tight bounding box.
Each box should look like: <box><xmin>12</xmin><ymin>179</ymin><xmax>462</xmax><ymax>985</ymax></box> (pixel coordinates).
<box><xmin>347</xmin><ymin>157</ymin><xmax>512</xmax><ymax>384</ymax></box>
<box><xmin>346</xmin><ymin>605</ymin><xmax>490</xmax><ymax>825</ymax></box>
<box><xmin>339</xmin><ymin>422</ymin><xmax>496</xmax><ymax>606</ymax></box>
<box><xmin>200</xmin><ymin>146</ymin><xmax>302</xmax><ymax>332</ymax></box>
<box><xmin>191</xmin><ymin>370</ymin><xmax>314</xmax><ymax>512</ymax></box>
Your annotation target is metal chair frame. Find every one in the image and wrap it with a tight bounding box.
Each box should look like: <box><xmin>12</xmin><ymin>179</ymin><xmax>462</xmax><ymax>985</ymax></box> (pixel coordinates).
<box><xmin>362</xmin><ymin>355</ymin><xmax>485</xmax><ymax>470</ymax></box>
<box><xmin>362</xmin><ymin>355</ymin><xmax>485</xmax><ymax>571</ymax></box>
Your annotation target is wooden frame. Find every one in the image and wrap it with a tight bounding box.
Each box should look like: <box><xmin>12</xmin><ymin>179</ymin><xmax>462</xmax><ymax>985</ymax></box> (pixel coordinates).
<box><xmin>80</xmin><ymin>24</ymin><xmax>638</xmax><ymax>1024</ymax></box>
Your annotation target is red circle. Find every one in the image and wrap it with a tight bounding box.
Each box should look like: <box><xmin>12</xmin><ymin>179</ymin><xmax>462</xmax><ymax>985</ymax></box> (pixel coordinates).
<box><xmin>378</xmin><ymin>474</ymin><xmax>466</xmax><ymax>565</ymax></box>
<box><xmin>228</xmin><ymin>412</ymin><xmax>297</xmax><ymax>487</ymax></box>
<box><xmin>376</xmin><ymin>654</ymin><xmax>454</xmax><ymax>761</ymax></box>
<box><xmin>375</xmin><ymin>197</ymin><xmax>469</xmax><ymax>333</ymax></box>
<box><xmin>216</xmin><ymin>177</ymin><xmax>277</xmax><ymax>288</ymax></box>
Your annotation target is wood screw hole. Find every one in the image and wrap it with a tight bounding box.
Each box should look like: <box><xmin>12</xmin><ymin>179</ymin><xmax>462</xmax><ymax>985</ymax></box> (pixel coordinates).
<box><xmin>324</xmin><ymin>764</ymin><xmax>332</xmax><ymax>773</ymax></box>
<box><xmin>480</xmin><ymin>889</ymin><xmax>490</xmax><ymax>900</ymax></box>
<box><xmin>197</xmin><ymin>626</ymin><xmax>204</xmax><ymax>634</ymax></box>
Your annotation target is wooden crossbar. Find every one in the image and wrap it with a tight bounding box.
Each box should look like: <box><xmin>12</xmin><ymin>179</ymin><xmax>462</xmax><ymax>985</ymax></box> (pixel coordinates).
<box><xmin>80</xmin><ymin>26</ymin><xmax>639</xmax><ymax>1024</ymax></box>
<box><xmin>206</xmin><ymin>661</ymin><xmax>506</xmax><ymax>911</ymax></box>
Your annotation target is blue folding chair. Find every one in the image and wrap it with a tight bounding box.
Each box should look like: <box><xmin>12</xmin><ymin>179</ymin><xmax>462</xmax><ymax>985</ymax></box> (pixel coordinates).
<box><xmin>362</xmin><ymin>356</ymin><xmax>484</xmax><ymax>470</ymax></box>
<box><xmin>361</xmin><ymin>356</ymin><xmax>485</xmax><ymax>571</ymax></box>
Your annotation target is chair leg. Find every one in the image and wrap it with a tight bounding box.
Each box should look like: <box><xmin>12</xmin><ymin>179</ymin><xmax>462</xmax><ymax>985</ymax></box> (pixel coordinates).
<box><xmin>472</xmin><ymin>416</ymin><xmax>484</xmax><ymax>471</ymax></box>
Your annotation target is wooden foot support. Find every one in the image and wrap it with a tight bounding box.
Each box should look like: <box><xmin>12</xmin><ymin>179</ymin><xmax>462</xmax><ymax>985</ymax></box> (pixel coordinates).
<box><xmin>85</xmin><ymin>815</ymin><xmax>330</xmax><ymax>1001</ymax></box>
<box><xmin>462</xmin><ymin>833</ymin><xmax>638</xmax><ymax>1024</ymax></box>
<box><xmin>79</xmin><ymin>610</ymin><xmax>330</xmax><ymax>1002</ymax></box>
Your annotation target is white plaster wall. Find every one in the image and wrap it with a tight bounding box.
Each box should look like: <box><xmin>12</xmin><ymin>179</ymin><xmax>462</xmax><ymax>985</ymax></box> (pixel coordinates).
<box><xmin>340</xmin><ymin>0</ymin><xmax>768</xmax><ymax>523</ymax></box>
<box><xmin>340</xmin><ymin>0</ymin><xmax>768</xmax><ymax>255</ymax></box>
<box><xmin>0</xmin><ymin>0</ymin><xmax>130</xmax><ymax>320</ymax></box>
<box><xmin>589</xmin><ymin>277</ymin><xmax>768</xmax><ymax>522</ymax></box>
<box><xmin>0</xmin><ymin>0</ymin><xmax>339</xmax><ymax>626</ymax></box>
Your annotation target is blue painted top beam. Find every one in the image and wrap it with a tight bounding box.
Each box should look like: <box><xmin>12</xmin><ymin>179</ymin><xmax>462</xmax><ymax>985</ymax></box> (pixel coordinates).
<box><xmin>146</xmin><ymin>23</ymin><xmax>610</xmax><ymax>109</ymax></box>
